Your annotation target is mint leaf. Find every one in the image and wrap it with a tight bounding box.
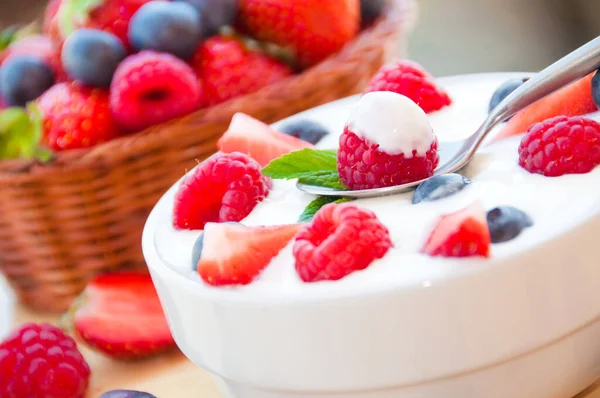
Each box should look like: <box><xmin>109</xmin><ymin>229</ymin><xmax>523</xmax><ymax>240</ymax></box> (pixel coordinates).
<box><xmin>299</xmin><ymin>197</ymin><xmax>354</xmax><ymax>222</ymax></box>
<box><xmin>262</xmin><ymin>148</ymin><xmax>346</xmax><ymax>190</ymax></box>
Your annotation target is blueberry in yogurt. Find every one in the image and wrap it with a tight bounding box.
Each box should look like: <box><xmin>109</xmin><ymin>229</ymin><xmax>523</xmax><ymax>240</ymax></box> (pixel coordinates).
<box><xmin>412</xmin><ymin>174</ymin><xmax>471</xmax><ymax>204</ymax></box>
<box><xmin>99</xmin><ymin>390</ymin><xmax>157</xmax><ymax>398</ymax></box>
<box><xmin>489</xmin><ymin>77</ymin><xmax>529</xmax><ymax>115</ymax></box>
<box><xmin>486</xmin><ymin>206</ymin><xmax>533</xmax><ymax>244</ymax></box>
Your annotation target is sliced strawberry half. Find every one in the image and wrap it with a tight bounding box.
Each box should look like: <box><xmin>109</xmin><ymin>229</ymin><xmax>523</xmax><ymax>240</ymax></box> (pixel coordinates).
<box><xmin>421</xmin><ymin>200</ymin><xmax>491</xmax><ymax>258</ymax></box>
<box><xmin>68</xmin><ymin>272</ymin><xmax>176</xmax><ymax>360</ymax></box>
<box><xmin>217</xmin><ymin>113</ymin><xmax>314</xmax><ymax>167</ymax></box>
<box><xmin>494</xmin><ymin>73</ymin><xmax>597</xmax><ymax>141</ymax></box>
<box><xmin>197</xmin><ymin>222</ymin><xmax>303</xmax><ymax>286</ymax></box>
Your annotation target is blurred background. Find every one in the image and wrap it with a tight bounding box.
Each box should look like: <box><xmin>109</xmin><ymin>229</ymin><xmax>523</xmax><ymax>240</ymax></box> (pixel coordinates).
<box><xmin>1</xmin><ymin>0</ymin><xmax>599</xmax><ymax>76</ymax></box>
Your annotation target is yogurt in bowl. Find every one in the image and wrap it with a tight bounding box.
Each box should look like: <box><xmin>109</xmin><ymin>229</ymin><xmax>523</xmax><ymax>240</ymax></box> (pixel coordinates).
<box><xmin>143</xmin><ymin>72</ymin><xmax>600</xmax><ymax>398</ymax></box>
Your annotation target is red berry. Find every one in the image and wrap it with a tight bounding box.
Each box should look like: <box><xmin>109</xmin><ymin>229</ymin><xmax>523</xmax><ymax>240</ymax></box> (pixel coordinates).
<box><xmin>192</xmin><ymin>37</ymin><xmax>292</xmax><ymax>106</ymax></box>
<box><xmin>197</xmin><ymin>222</ymin><xmax>303</xmax><ymax>286</ymax></box>
<box><xmin>237</xmin><ymin>0</ymin><xmax>360</xmax><ymax>67</ymax></box>
<box><xmin>173</xmin><ymin>152</ymin><xmax>272</xmax><ymax>230</ymax></box>
<box><xmin>70</xmin><ymin>272</ymin><xmax>176</xmax><ymax>360</ymax></box>
<box><xmin>46</xmin><ymin>0</ymin><xmax>154</xmax><ymax>50</ymax></box>
<box><xmin>218</xmin><ymin>112</ymin><xmax>313</xmax><ymax>167</ymax></box>
<box><xmin>518</xmin><ymin>115</ymin><xmax>600</xmax><ymax>177</ymax></box>
<box><xmin>294</xmin><ymin>203</ymin><xmax>392</xmax><ymax>282</ymax></box>
<box><xmin>337</xmin><ymin>126</ymin><xmax>440</xmax><ymax>190</ymax></box>
<box><xmin>0</xmin><ymin>323</ymin><xmax>90</xmax><ymax>398</ymax></box>
<box><xmin>495</xmin><ymin>73</ymin><xmax>598</xmax><ymax>142</ymax></box>
<box><xmin>110</xmin><ymin>51</ymin><xmax>203</xmax><ymax>132</ymax></box>
<box><xmin>365</xmin><ymin>61</ymin><xmax>452</xmax><ymax>113</ymax></box>
<box><xmin>38</xmin><ymin>83</ymin><xmax>122</xmax><ymax>151</ymax></box>
<box><xmin>421</xmin><ymin>200</ymin><xmax>491</xmax><ymax>258</ymax></box>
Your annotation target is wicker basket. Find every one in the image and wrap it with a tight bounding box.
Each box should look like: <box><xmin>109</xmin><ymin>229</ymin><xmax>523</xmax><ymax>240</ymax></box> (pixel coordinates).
<box><xmin>0</xmin><ymin>0</ymin><xmax>417</xmax><ymax>312</ymax></box>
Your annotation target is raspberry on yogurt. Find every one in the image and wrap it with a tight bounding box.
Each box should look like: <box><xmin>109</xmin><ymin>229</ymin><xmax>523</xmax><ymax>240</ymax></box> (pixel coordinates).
<box><xmin>337</xmin><ymin>91</ymin><xmax>440</xmax><ymax>190</ymax></box>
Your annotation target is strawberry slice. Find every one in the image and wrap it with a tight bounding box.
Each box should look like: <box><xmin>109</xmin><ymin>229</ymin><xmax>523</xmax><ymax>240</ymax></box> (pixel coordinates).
<box><xmin>421</xmin><ymin>200</ymin><xmax>491</xmax><ymax>258</ymax></box>
<box><xmin>217</xmin><ymin>113</ymin><xmax>314</xmax><ymax>166</ymax></box>
<box><xmin>68</xmin><ymin>272</ymin><xmax>176</xmax><ymax>360</ymax></box>
<box><xmin>197</xmin><ymin>222</ymin><xmax>303</xmax><ymax>286</ymax></box>
<box><xmin>494</xmin><ymin>73</ymin><xmax>597</xmax><ymax>141</ymax></box>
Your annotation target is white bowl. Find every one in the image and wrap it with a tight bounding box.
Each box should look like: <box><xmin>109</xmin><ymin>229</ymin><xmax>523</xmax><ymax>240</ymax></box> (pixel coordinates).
<box><xmin>142</xmin><ymin>73</ymin><xmax>600</xmax><ymax>398</ymax></box>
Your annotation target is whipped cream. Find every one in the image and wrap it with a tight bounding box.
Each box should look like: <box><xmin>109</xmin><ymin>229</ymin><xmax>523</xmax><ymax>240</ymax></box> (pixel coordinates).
<box><xmin>153</xmin><ymin>73</ymin><xmax>600</xmax><ymax>298</ymax></box>
<box><xmin>346</xmin><ymin>91</ymin><xmax>435</xmax><ymax>157</ymax></box>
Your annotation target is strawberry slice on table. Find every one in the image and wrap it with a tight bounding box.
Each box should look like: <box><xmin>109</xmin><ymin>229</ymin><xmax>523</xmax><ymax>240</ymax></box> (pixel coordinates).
<box><xmin>494</xmin><ymin>73</ymin><xmax>597</xmax><ymax>141</ymax></box>
<box><xmin>421</xmin><ymin>200</ymin><xmax>491</xmax><ymax>258</ymax></box>
<box><xmin>218</xmin><ymin>113</ymin><xmax>314</xmax><ymax>166</ymax></box>
<box><xmin>197</xmin><ymin>222</ymin><xmax>303</xmax><ymax>286</ymax></box>
<box><xmin>67</xmin><ymin>272</ymin><xmax>176</xmax><ymax>360</ymax></box>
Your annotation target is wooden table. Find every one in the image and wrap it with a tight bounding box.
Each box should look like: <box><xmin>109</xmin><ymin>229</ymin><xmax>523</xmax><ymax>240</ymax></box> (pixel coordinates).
<box><xmin>11</xmin><ymin>303</ymin><xmax>600</xmax><ymax>398</ymax></box>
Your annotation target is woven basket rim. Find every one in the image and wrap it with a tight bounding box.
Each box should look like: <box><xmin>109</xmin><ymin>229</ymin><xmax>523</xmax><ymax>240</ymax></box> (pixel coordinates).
<box><xmin>0</xmin><ymin>0</ymin><xmax>413</xmax><ymax>176</ymax></box>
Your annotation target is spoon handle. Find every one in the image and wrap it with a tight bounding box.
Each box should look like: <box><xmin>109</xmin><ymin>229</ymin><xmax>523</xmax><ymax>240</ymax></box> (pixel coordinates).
<box><xmin>468</xmin><ymin>35</ymin><xmax>600</xmax><ymax>152</ymax></box>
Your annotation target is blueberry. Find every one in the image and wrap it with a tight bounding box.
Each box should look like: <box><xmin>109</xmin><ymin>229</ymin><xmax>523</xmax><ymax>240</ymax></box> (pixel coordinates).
<box><xmin>412</xmin><ymin>174</ymin><xmax>471</xmax><ymax>204</ymax></box>
<box><xmin>129</xmin><ymin>1</ymin><xmax>203</xmax><ymax>61</ymax></box>
<box><xmin>360</xmin><ymin>0</ymin><xmax>386</xmax><ymax>24</ymax></box>
<box><xmin>174</xmin><ymin>0</ymin><xmax>237</xmax><ymax>36</ymax></box>
<box><xmin>99</xmin><ymin>390</ymin><xmax>157</xmax><ymax>398</ymax></box>
<box><xmin>0</xmin><ymin>56</ymin><xmax>55</xmax><ymax>107</ymax></box>
<box><xmin>279</xmin><ymin>120</ymin><xmax>330</xmax><ymax>145</ymax></box>
<box><xmin>592</xmin><ymin>69</ymin><xmax>600</xmax><ymax>110</ymax></box>
<box><xmin>61</xmin><ymin>29</ymin><xmax>126</xmax><ymax>88</ymax></box>
<box><xmin>191</xmin><ymin>222</ymin><xmax>241</xmax><ymax>270</ymax></box>
<box><xmin>191</xmin><ymin>232</ymin><xmax>204</xmax><ymax>271</ymax></box>
<box><xmin>489</xmin><ymin>77</ymin><xmax>529</xmax><ymax>114</ymax></box>
<box><xmin>486</xmin><ymin>206</ymin><xmax>533</xmax><ymax>244</ymax></box>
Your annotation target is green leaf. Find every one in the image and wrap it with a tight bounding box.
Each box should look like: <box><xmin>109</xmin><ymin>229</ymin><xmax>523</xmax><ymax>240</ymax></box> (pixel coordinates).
<box><xmin>0</xmin><ymin>25</ymin><xmax>20</xmax><ymax>51</ymax></box>
<box><xmin>0</xmin><ymin>104</ymin><xmax>53</xmax><ymax>162</ymax></box>
<box><xmin>262</xmin><ymin>148</ymin><xmax>346</xmax><ymax>190</ymax></box>
<box><xmin>298</xmin><ymin>197</ymin><xmax>354</xmax><ymax>222</ymax></box>
<box><xmin>58</xmin><ymin>0</ymin><xmax>104</xmax><ymax>38</ymax></box>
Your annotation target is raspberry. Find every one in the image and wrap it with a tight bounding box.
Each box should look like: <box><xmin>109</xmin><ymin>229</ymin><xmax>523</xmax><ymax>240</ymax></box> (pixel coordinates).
<box><xmin>110</xmin><ymin>51</ymin><xmax>203</xmax><ymax>132</ymax></box>
<box><xmin>365</xmin><ymin>61</ymin><xmax>452</xmax><ymax>113</ymax></box>
<box><xmin>173</xmin><ymin>152</ymin><xmax>272</xmax><ymax>230</ymax></box>
<box><xmin>337</xmin><ymin>127</ymin><xmax>440</xmax><ymax>190</ymax></box>
<box><xmin>0</xmin><ymin>323</ymin><xmax>90</xmax><ymax>398</ymax></box>
<box><xmin>518</xmin><ymin>116</ymin><xmax>600</xmax><ymax>177</ymax></box>
<box><xmin>293</xmin><ymin>203</ymin><xmax>392</xmax><ymax>282</ymax></box>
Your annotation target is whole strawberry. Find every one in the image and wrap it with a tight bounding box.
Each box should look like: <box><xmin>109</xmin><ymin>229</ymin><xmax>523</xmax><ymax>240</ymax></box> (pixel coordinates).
<box><xmin>37</xmin><ymin>83</ymin><xmax>122</xmax><ymax>150</ymax></box>
<box><xmin>192</xmin><ymin>36</ymin><xmax>292</xmax><ymax>106</ymax></box>
<box><xmin>237</xmin><ymin>0</ymin><xmax>360</xmax><ymax>67</ymax></box>
<box><xmin>45</xmin><ymin>0</ymin><xmax>155</xmax><ymax>50</ymax></box>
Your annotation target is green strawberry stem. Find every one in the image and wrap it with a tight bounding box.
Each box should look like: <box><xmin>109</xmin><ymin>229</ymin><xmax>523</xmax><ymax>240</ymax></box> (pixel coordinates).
<box><xmin>58</xmin><ymin>0</ymin><xmax>105</xmax><ymax>38</ymax></box>
<box><xmin>0</xmin><ymin>104</ymin><xmax>53</xmax><ymax>163</ymax></box>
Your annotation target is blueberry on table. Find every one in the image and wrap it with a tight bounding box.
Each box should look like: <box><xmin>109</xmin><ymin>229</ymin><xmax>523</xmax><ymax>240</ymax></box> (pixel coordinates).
<box><xmin>0</xmin><ymin>55</ymin><xmax>55</xmax><ymax>107</ymax></box>
<box><xmin>129</xmin><ymin>1</ymin><xmax>203</xmax><ymax>61</ymax></box>
<box><xmin>412</xmin><ymin>174</ymin><xmax>472</xmax><ymax>204</ymax></box>
<box><xmin>279</xmin><ymin>119</ymin><xmax>330</xmax><ymax>145</ymax></box>
<box><xmin>489</xmin><ymin>77</ymin><xmax>529</xmax><ymax>115</ymax></box>
<box><xmin>360</xmin><ymin>0</ymin><xmax>386</xmax><ymax>25</ymax></box>
<box><xmin>486</xmin><ymin>206</ymin><xmax>533</xmax><ymax>244</ymax></box>
<box><xmin>99</xmin><ymin>390</ymin><xmax>157</xmax><ymax>398</ymax></box>
<box><xmin>62</xmin><ymin>29</ymin><xmax>126</xmax><ymax>88</ymax></box>
<box><xmin>174</xmin><ymin>0</ymin><xmax>237</xmax><ymax>36</ymax></box>
<box><xmin>592</xmin><ymin>69</ymin><xmax>600</xmax><ymax>110</ymax></box>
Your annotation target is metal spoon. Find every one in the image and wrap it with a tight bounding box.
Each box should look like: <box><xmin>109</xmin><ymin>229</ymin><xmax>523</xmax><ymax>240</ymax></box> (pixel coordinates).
<box><xmin>297</xmin><ymin>35</ymin><xmax>600</xmax><ymax>199</ymax></box>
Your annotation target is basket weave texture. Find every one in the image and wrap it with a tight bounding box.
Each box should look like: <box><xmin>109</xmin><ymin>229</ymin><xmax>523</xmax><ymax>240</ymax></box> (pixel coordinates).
<box><xmin>0</xmin><ymin>0</ymin><xmax>417</xmax><ymax>312</ymax></box>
